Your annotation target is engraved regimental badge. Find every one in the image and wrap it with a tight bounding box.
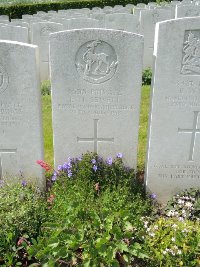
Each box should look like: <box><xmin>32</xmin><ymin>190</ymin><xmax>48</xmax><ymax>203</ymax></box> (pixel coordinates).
<box><xmin>40</xmin><ymin>26</ymin><xmax>54</xmax><ymax>37</ymax></box>
<box><xmin>0</xmin><ymin>65</ymin><xmax>8</xmax><ymax>94</ymax></box>
<box><xmin>75</xmin><ymin>40</ymin><xmax>118</xmax><ymax>84</ymax></box>
<box><xmin>181</xmin><ymin>31</ymin><xmax>200</xmax><ymax>75</ymax></box>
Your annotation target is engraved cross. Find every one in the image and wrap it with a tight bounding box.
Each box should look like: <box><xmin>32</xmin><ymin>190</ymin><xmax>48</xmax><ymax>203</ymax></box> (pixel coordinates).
<box><xmin>0</xmin><ymin>148</ymin><xmax>17</xmax><ymax>179</ymax></box>
<box><xmin>77</xmin><ymin>119</ymin><xmax>114</xmax><ymax>153</ymax></box>
<box><xmin>178</xmin><ymin>111</ymin><xmax>200</xmax><ymax>161</ymax></box>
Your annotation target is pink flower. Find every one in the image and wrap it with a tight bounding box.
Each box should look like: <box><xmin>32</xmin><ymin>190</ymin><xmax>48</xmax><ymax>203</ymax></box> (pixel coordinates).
<box><xmin>36</xmin><ymin>160</ymin><xmax>51</xmax><ymax>172</ymax></box>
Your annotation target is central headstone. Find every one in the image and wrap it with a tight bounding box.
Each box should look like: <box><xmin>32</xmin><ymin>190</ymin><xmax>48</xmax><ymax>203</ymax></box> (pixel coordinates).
<box><xmin>50</xmin><ymin>29</ymin><xmax>143</xmax><ymax>169</ymax></box>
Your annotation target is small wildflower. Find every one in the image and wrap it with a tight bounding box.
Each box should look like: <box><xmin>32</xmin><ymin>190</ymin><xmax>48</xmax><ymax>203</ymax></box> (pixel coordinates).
<box><xmin>36</xmin><ymin>160</ymin><xmax>51</xmax><ymax>172</ymax></box>
<box><xmin>52</xmin><ymin>172</ymin><xmax>57</xmax><ymax>181</ymax></box>
<box><xmin>116</xmin><ymin>152</ymin><xmax>123</xmax><ymax>158</ymax></box>
<box><xmin>106</xmin><ymin>156</ymin><xmax>113</xmax><ymax>165</ymax></box>
<box><xmin>149</xmin><ymin>232</ymin><xmax>155</xmax><ymax>237</ymax></box>
<box><xmin>68</xmin><ymin>170</ymin><xmax>73</xmax><ymax>178</ymax></box>
<box><xmin>178</xmin><ymin>217</ymin><xmax>184</xmax><ymax>222</ymax></box>
<box><xmin>91</xmin><ymin>159</ymin><xmax>96</xmax><ymax>164</ymax></box>
<box><xmin>185</xmin><ymin>202</ymin><xmax>193</xmax><ymax>208</ymax></box>
<box><xmin>21</xmin><ymin>180</ymin><xmax>27</xmax><ymax>187</ymax></box>
<box><xmin>150</xmin><ymin>193</ymin><xmax>157</xmax><ymax>199</ymax></box>
<box><xmin>93</xmin><ymin>165</ymin><xmax>98</xmax><ymax>172</ymax></box>
<box><xmin>171</xmin><ymin>237</ymin><xmax>175</xmax><ymax>242</ymax></box>
<box><xmin>57</xmin><ymin>165</ymin><xmax>63</xmax><ymax>171</ymax></box>
<box><xmin>63</xmin><ymin>162</ymin><xmax>72</xmax><ymax>170</ymax></box>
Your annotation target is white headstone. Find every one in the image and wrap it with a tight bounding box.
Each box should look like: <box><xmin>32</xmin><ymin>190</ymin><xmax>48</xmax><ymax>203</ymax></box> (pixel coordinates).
<box><xmin>67</xmin><ymin>18</ymin><xmax>100</xmax><ymax>29</ymax></box>
<box><xmin>139</xmin><ymin>8</ymin><xmax>174</xmax><ymax>68</ymax></box>
<box><xmin>176</xmin><ymin>4</ymin><xmax>200</xmax><ymax>18</ymax></box>
<box><xmin>0</xmin><ymin>15</ymin><xmax>9</xmax><ymax>21</ymax></box>
<box><xmin>146</xmin><ymin>18</ymin><xmax>200</xmax><ymax>203</ymax></box>
<box><xmin>50</xmin><ymin>29</ymin><xmax>143</xmax><ymax>169</ymax></box>
<box><xmin>0</xmin><ymin>25</ymin><xmax>28</xmax><ymax>43</ymax></box>
<box><xmin>32</xmin><ymin>22</ymin><xmax>63</xmax><ymax>81</ymax></box>
<box><xmin>10</xmin><ymin>20</ymin><xmax>29</xmax><ymax>29</ymax></box>
<box><xmin>105</xmin><ymin>13</ymin><xmax>139</xmax><ymax>33</ymax></box>
<box><xmin>0</xmin><ymin>40</ymin><xmax>44</xmax><ymax>188</ymax></box>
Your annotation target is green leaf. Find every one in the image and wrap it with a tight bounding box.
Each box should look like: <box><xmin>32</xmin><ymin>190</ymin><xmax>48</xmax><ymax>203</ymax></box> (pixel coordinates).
<box><xmin>83</xmin><ymin>259</ymin><xmax>91</xmax><ymax>267</ymax></box>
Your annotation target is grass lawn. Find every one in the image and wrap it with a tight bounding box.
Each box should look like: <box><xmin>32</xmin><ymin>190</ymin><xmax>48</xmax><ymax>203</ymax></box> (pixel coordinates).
<box><xmin>42</xmin><ymin>85</ymin><xmax>151</xmax><ymax>171</ymax></box>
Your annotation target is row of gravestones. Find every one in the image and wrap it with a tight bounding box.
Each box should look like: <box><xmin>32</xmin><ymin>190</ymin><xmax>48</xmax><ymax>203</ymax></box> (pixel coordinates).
<box><xmin>0</xmin><ymin>0</ymin><xmax>200</xmax><ymax>81</ymax></box>
<box><xmin>1</xmin><ymin>17</ymin><xmax>200</xmax><ymax>204</ymax></box>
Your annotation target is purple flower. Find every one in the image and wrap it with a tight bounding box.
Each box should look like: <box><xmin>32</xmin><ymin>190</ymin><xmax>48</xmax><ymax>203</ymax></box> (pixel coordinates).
<box><xmin>58</xmin><ymin>165</ymin><xmax>63</xmax><ymax>171</ymax></box>
<box><xmin>116</xmin><ymin>153</ymin><xmax>123</xmax><ymax>158</ymax></box>
<box><xmin>21</xmin><ymin>180</ymin><xmax>27</xmax><ymax>187</ymax></box>
<box><xmin>68</xmin><ymin>170</ymin><xmax>73</xmax><ymax>178</ymax></box>
<box><xmin>106</xmin><ymin>157</ymin><xmax>113</xmax><ymax>165</ymax></box>
<box><xmin>150</xmin><ymin>193</ymin><xmax>157</xmax><ymax>200</ymax></box>
<box><xmin>93</xmin><ymin>165</ymin><xmax>98</xmax><ymax>172</ymax></box>
<box><xmin>63</xmin><ymin>162</ymin><xmax>72</xmax><ymax>171</ymax></box>
<box><xmin>91</xmin><ymin>159</ymin><xmax>96</xmax><ymax>164</ymax></box>
<box><xmin>52</xmin><ymin>171</ymin><xmax>57</xmax><ymax>181</ymax></box>
<box><xmin>77</xmin><ymin>157</ymin><xmax>82</xmax><ymax>161</ymax></box>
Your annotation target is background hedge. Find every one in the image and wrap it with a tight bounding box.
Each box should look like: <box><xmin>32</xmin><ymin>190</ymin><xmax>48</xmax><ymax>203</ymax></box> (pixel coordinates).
<box><xmin>0</xmin><ymin>0</ymin><xmax>152</xmax><ymax>19</ymax></box>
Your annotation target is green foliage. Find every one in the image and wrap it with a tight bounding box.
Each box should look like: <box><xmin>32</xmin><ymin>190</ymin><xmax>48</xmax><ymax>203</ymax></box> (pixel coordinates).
<box><xmin>28</xmin><ymin>153</ymin><xmax>152</xmax><ymax>266</ymax></box>
<box><xmin>0</xmin><ymin>0</ymin><xmax>149</xmax><ymax>19</ymax></box>
<box><xmin>0</xmin><ymin>182</ymin><xmax>47</xmax><ymax>266</ymax></box>
<box><xmin>41</xmin><ymin>80</ymin><xmax>51</xmax><ymax>96</ymax></box>
<box><xmin>142</xmin><ymin>68</ymin><xmax>152</xmax><ymax>86</ymax></box>
<box><xmin>143</xmin><ymin>217</ymin><xmax>200</xmax><ymax>267</ymax></box>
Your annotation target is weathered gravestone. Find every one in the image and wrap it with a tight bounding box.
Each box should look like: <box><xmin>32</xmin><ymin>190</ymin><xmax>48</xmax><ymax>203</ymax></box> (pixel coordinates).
<box><xmin>32</xmin><ymin>22</ymin><xmax>63</xmax><ymax>81</ymax></box>
<box><xmin>0</xmin><ymin>25</ymin><xmax>28</xmax><ymax>43</ymax></box>
<box><xmin>176</xmin><ymin>4</ymin><xmax>200</xmax><ymax>18</ymax></box>
<box><xmin>0</xmin><ymin>40</ymin><xmax>44</xmax><ymax>188</ymax></box>
<box><xmin>105</xmin><ymin>13</ymin><xmax>139</xmax><ymax>33</ymax></box>
<box><xmin>50</xmin><ymin>29</ymin><xmax>143</xmax><ymax>169</ymax></box>
<box><xmin>146</xmin><ymin>18</ymin><xmax>200</xmax><ymax>203</ymax></box>
<box><xmin>67</xmin><ymin>18</ymin><xmax>100</xmax><ymax>29</ymax></box>
<box><xmin>139</xmin><ymin>8</ymin><xmax>174</xmax><ymax>68</ymax></box>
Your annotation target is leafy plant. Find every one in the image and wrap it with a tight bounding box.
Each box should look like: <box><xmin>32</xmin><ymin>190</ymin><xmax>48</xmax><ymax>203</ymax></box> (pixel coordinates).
<box><xmin>41</xmin><ymin>80</ymin><xmax>51</xmax><ymax>96</ymax></box>
<box><xmin>28</xmin><ymin>153</ymin><xmax>152</xmax><ymax>266</ymax></box>
<box><xmin>142</xmin><ymin>68</ymin><xmax>152</xmax><ymax>86</ymax></box>
<box><xmin>0</xmin><ymin>181</ymin><xmax>47</xmax><ymax>266</ymax></box>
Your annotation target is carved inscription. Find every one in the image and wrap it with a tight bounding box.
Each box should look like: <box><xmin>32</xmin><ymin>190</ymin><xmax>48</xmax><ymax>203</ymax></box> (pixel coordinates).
<box><xmin>0</xmin><ymin>64</ymin><xmax>8</xmax><ymax>94</ymax></box>
<box><xmin>154</xmin><ymin>164</ymin><xmax>200</xmax><ymax>180</ymax></box>
<box><xmin>77</xmin><ymin>119</ymin><xmax>114</xmax><ymax>153</ymax></box>
<box><xmin>181</xmin><ymin>30</ymin><xmax>200</xmax><ymax>75</ymax></box>
<box><xmin>165</xmin><ymin>80</ymin><xmax>200</xmax><ymax>107</ymax></box>
<box><xmin>40</xmin><ymin>25</ymin><xmax>55</xmax><ymax>37</ymax></box>
<box><xmin>0</xmin><ymin>102</ymin><xmax>23</xmax><ymax>127</ymax></box>
<box><xmin>57</xmin><ymin>88</ymin><xmax>134</xmax><ymax>117</ymax></box>
<box><xmin>76</xmin><ymin>40</ymin><xmax>118</xmax><ymax>84</ymax></box>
